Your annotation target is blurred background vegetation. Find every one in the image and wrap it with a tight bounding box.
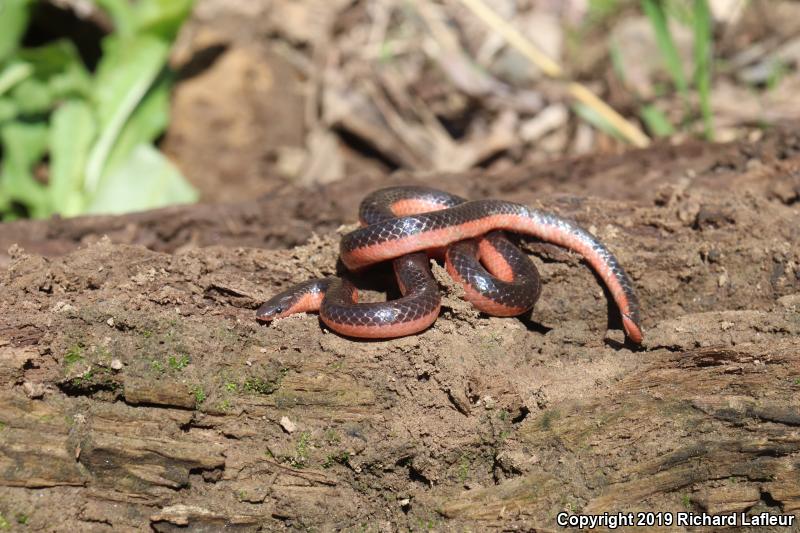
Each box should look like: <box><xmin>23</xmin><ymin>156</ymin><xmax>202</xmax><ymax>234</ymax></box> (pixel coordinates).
<box><xmin>0</xmin><ymin>0</ymin><xmax>796</xmax><ymax>220</ymax></box>
<box><xmin>0</xmin><ymin>0</ymin><xmax>195</xmax><ymax>219</ymax></box>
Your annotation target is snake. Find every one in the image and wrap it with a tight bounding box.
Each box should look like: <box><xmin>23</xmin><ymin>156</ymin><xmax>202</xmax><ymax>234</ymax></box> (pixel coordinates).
<box><xmin>256</xmin><ymin>186</ymin><xmax>643</xmax><ymax>343</ymax></box>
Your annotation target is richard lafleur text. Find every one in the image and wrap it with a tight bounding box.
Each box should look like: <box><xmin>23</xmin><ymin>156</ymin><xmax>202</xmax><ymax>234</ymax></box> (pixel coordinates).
<box><xmin>556</xmin><ymin>510</ymin><xmax>795</xmax><ymax>529</ymax></box>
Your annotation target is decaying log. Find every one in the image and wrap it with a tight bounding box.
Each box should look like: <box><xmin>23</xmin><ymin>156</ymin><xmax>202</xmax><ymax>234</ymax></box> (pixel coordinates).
<box><xmin>1</xmin><ymin>132</ymin><xmax>799</xmax><ymax>530</ymax></box>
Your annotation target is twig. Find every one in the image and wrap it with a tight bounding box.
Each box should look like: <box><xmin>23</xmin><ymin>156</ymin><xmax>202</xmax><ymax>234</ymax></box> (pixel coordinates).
<box><xmin>457</xmin><ymin>0</ymin><xmax>651</xmax><ymax>148</ymax></box>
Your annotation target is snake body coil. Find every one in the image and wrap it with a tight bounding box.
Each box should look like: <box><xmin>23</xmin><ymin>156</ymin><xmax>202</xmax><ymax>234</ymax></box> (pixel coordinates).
<box><xmin>257</xmin><ymin>186</ymin><xmax>643</xmax><ymax>343</ymax></box>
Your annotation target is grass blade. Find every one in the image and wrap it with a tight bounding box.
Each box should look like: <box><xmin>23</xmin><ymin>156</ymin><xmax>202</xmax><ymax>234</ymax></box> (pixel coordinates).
<box><xmin>458</xmin><ymin>0</ymin><xmax>650</xmax><ymax>146</ymax></box>
<box><xmin>641</xmin><ymin>0</ymin><xmax>689</xmax><ymax>98</ymax></box>
<box><xmin>640</xmin><ymin>104</ymin><xmax>675</xmax><ymax>137</ymax></box>
<box><xmin>572</xmin><ymin>102</ymin><xmax>625</xmax><ymax>141</ymax></box>
<box><xmin>692</xmin><ymin>0</ymin><xmax>714</xmax><ymax>140</ymax></box>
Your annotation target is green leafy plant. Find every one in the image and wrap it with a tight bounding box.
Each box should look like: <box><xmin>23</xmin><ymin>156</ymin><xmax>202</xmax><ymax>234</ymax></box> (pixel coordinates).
<box><xmin>681</xmin><ymin>493</ymin><xmax>692</xmax><ymax>509</ymax></box>
<box><xmin>63</xmin><ymin>344</ymin><xmax>85</xmax><ymax>365</ymax></box>
<box><xmin>0</xmin><ymin>0</ymin><xmax>197</xmax><ymax>220</ymax></box>
<box><xmin>167</xmin><ymin>353</ymin><xmax>190</xmax><ymax>370</ymax></box>
<box><xmin>322</xmin><ymin>450</ymin><xmax>349</xmax><ymax>468</ymax></box>
<box><xmin>192</xmin><ymin>385</ymin><xmax>206</xmax><ymax>406</ymax></box>
<box><xmin>292</xmin><ymin>431</ymin><xmax>312</xmax><ymax>467</ymax></box>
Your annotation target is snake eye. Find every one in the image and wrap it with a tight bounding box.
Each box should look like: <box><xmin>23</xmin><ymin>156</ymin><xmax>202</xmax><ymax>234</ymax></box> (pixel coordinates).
<box><xmin>256</xmin><ymin>302</ymin><xmax>282</xmax><ymax>321</ymax></box>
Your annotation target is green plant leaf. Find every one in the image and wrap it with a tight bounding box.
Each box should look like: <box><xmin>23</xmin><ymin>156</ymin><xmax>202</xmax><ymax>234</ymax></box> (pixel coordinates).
<box><xmin>0</xmin><ymin>98</ymin><xmax>18</xmax><ymax>124</ymax></box>
<box><xmin>0</xmin><ymin>187</ymin><xmax>10</xmax><ymax>213</ymax></box>
<box><xmin>16</xmin><ymin>40</ymin><xmax>92</xmax><ymax>100</ymax></box>
<box><xmin>93</xmin><ymin>0</ymin><xmax>136</xmax><ymax>37</ymax></box>
<box><xmin>85</xmin><ymin>34</ymin><xmax>169</xmax><ymax>194</ymax></box>
<box><xmin>87</xmin><ymin>143</ymin><xmax>197</xmax><ymax>215</ymax></box>
<box><xmin>0</xmin><ymin>0</ymin><xmax>195</xmax><ymax>220</ymax></box>
<box><xmin>133</xmin><ymin>0</ymin><xmax>195</xmax><ymax>41</ymax></box>
<box><xmin>50</xmin><ymin>100</ymin><xmax>96</xmax><ymax>216</ymax></box>
<box><xmin>0</xmin><ymin>121</ymin><xmax>49</xmax><ymax>216</ymax></box>
<box><xmin>640</xmin><ymin>104</ymin><xmax>675</xmax><ymax>137</ymax></box>
<box><xmin>103</xmin><ymin>74</ymin><xmax>170</xmax><ymax>178</ymax></box>
<box><xmin>641</xmin><ymin>0</ymin><xmax>689</xmax><ymax>98</ymax></box>
<box><xmin>48</xmin><ymin>65</ymin><xmax>93</xmax><ymax>101</ymax></box>
<box><xmin>17</xmin><ymin>40</ymin><xmax>87</xmax><ymax>79</ymax></box>
<box><xmin>0</xmin><ymin>0</ymin><xmax>31</xmax><ymax>62</ymax></box>
<box><xmin>0</xmin><ymin>62</ymin><xmax>33</xmax><ymax>97</ymax></box>
<box><xmin>9</xmin><ymin>77</ymin><xmax>53</xmax><ymax>115</ymax></box>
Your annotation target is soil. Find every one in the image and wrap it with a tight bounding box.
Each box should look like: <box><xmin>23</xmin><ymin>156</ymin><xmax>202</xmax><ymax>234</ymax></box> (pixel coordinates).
<box><xmin>1</xmin><ymin>127</ymin><xmax>799</xmax><ymax>531</ymax></box>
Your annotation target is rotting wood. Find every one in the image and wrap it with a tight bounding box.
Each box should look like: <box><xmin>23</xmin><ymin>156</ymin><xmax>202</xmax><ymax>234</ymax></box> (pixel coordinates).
<box><xmin>1</xmin><ymin>134</ymin><xmax>800</xmax><ymax>530</ymax></box>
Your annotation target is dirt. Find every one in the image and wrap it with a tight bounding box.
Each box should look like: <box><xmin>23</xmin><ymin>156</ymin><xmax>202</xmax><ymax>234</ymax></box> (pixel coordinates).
<box><xmin>1</xmin><ymin>128</ymin><xmax>799</xmax><ymax>531</ymax></box>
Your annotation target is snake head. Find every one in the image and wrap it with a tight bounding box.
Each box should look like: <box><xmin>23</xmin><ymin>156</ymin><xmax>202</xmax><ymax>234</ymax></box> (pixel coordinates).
<box><xmin>256</xmin><ymin>282</ymin><xmax>327</xmax><ymax>323</ymax></box>
<box><xmin>256</xmin><ymin>294</ymin><xmax>296</xmax><ymax>322</ymax></box>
